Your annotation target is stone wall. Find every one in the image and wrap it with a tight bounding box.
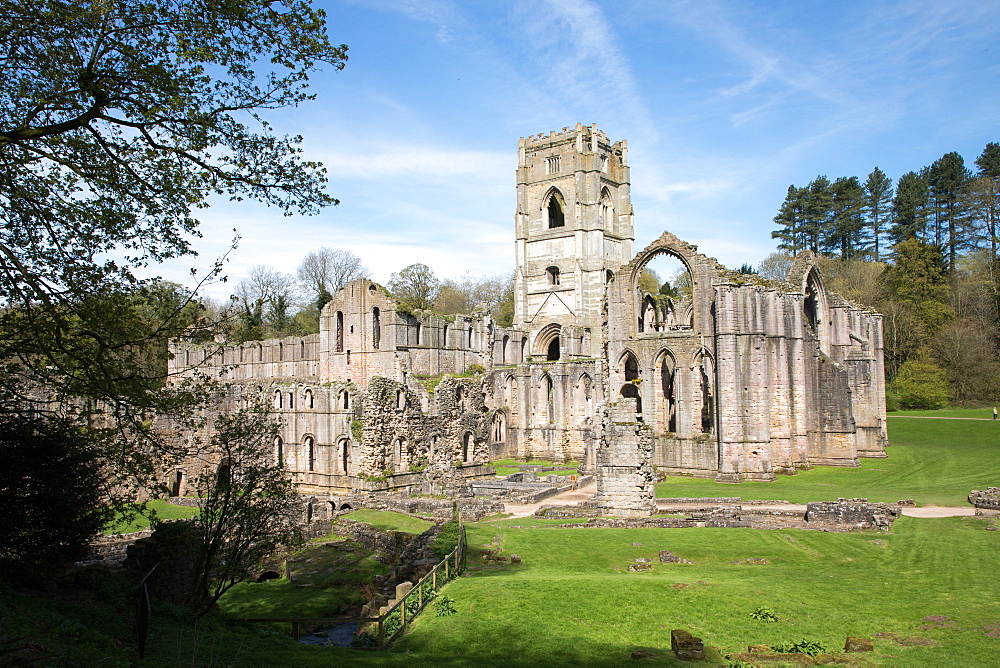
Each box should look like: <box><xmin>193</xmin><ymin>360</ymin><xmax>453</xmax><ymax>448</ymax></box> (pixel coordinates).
<box><xmin>969</xmin><ymin>487</ymin><xmax>1000</xmax><ymax>510</ymax></box>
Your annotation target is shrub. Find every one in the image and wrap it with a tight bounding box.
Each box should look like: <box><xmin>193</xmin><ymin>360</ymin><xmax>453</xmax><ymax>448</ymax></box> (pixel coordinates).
<box><xmin>750</xmin><ymin>607</ymin><xmax>778</xmax><ymax>623</ymax></box>
<box><xmin>893</xmin><ymin>359</ymin><xmax>950</xmax><ymax>409</ymax></box>
<box><xmin>435</xmin><ymin>595</ymin><xmax>456</xmax><ymax>617</ymax></box>
<box><xmin>431</xmin><ymin>521</ymin><xmax>460</xmax><ymax>559</ymax></box>
<box><xmin>771</xmin><ymin>639</ymin><xmax>827</xmax><ymax>656</ymax></box>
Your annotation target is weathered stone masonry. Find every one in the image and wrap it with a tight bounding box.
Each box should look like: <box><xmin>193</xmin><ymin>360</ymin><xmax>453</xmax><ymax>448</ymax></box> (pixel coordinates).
<box><xmin>165</xmin><ymin>124</ymin><xmax>888</xmax><ymax>515</ymax></box>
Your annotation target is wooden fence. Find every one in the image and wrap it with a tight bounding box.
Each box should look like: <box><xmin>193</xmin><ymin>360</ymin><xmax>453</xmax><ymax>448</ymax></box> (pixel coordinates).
<box><xmin>241</xmin><ymin>518</ymin><xmax>466</xmax><ymax>649</ymax></box>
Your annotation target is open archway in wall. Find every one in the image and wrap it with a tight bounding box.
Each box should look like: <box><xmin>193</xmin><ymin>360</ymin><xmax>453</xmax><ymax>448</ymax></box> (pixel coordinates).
<box><xmin>501</xmin><ymin>335</ymin><xmax>509</xmax><ymax>364</ymax></box>
<box><xmin>544</xmin><ymin>187</ymin><xmax>566</xmax><ymax>228</ymax></box>
<box><xmin>692</xmin><ymin>351</ymin><xmax>715</xmax><ymax>434</ymax></box>
<box><xmin>577</xmin><ymin>373</ymin><xmax>593</xmax><ymax>424</ymax></box>
<box><xmin>635</xmin><ymin>250</ymin><xmax>693</xmax><ymax>332</ymax></box>
<box><xmin>462</xmin><ymin>431</ymin><xmax>473</xmax><ymax>463</ymax></box>
<box><xmin>543</xmin><ymin>375</ymin><xmax>555</xmax><ymax>423</ymax></box>
<box><xmin>337</xmin><ymin>437</ymin><xmax>350</xmax><ymax>474</ymax></box>
<box><xmin>534</xmin><ymin>323</ymin><xmax>562</xmax><ymax>361</ymax></box>
<box><xmin>803</xmin><ymin>267</ymin><xmax>831</xmax><ymax>355</ymax></box>
<box><xmin>492</xmin><ymin>411</ymin><xmax>506</xmax><ymax>443</ymax></box>
<box><xmin>372</xmin><ymin>307</ymin><xmax>380</xmax><ymax>349</ymax></box>
<box><xmin>304</xmin><ymin>436</ymin><xmax>315</xmax><ymax>472</ymax></box>
<box><xmin>655</xmin><ymin>350</ymin><xmax>678</xmax><ymax>434</ymax></box>
<box><xmin>621</xmin><ymin>350</ymin><xmax>641</xmax><ymax>382</ymax></box>
<box><xmin>169</xmin><ymin>469</ymin><xmax>184</xmax><ymax>497</ymax></box>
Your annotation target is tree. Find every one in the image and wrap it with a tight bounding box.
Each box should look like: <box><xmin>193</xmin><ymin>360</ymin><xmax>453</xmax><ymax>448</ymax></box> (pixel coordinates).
<box><xmin>0</xmin><ymin>1</ymin><xmax>345</xmax><ymax>509</ymax></box>
<box><xmin>802</xmin><ymin>176</ymin><xmax>833</xmax><ymax>254</ymax></box>
<box><xmin>297</xmin><ymin>247</ymin><xmax>369</xmax><ymax>312</ymax></box>
<box><xmin>825</xmin><ymin>176</ymin><xmax>867</xmax><ymax>258</ymax></box>
<box><xmin>757</xmin><ymin>251</ymin><xmax>795</xmax><ymax>282</ymax></box>
<box><xmin>863</xmin><ymin>167</ymin><xmax>894</xmax><ymax>261</ymax></box>
<box><xmin>772</xmin><ymin>185</ymin><xmax>809</xmax><ymax>254</ymax></box>
<box><xmin>230</xmin><ymin>265</ymin><xmax>298</xmax><ymax>341</ymax></box>
<box><xmin>892</xmin><ymin>359</ymin><xmax>950</xmax><ymax>409</ymax></box>
<box><xmin>389</xmin><ymin>264</ymin><xmax>440</xmax><ymax>311</ymax></box>
<box><xmin>638</xmin><ymin>268</ymin><xmax>661</xmax><ymax>294</ymax></box>
<box><xmin>190</xmin><ymin>401</ymin><xmax>302</xmax><ymax>618</ymax></box>
<box><xmin>890</xmin><ymin>171</ymin><xmax>930</xmax><ymax>245</ymax></box>
<box><xmin>968</xmin><ymin>142</ymin><xmax>1000</xmax><ymax>261</ymax></box>
<box><xmin>0</xmin><ymin>412</ymin><xmax>114</xmax><ymax>579</ymax></box>
<box><xmin>926</xmin><ymin>152</ymin><xmax>973</xmax><ymax>270</ymax></box>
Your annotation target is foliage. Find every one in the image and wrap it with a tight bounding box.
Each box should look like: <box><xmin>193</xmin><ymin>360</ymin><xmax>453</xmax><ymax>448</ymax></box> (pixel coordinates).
<box><xmin>389</xmin><ymin>263</ymin><xmax>440</xmax><ymax>311</ymax></box>
<box><xmin>190</xmin><ymin>400</ymin><xmax>303</xmax><ymax>617</ymax></box>
<box><xmin>431</xmin><ymin>521</ymin><xmax>461</xmax><ymax>559</ymax></box>
<box><xmin>637</xmin><ymin>268</ymin><xmax>660</xmax><ymax>295</ymax></box>
<box><xmin>350</xmin><ymin>418</ymin><xmax>364</xmax><ymax>441</ymax></box>
<box><xmin>0</xmin><ymin>413</ymin><xmax>114</xmax><ymax>579</ymax></box>
<box><xmin>434</xmin><ymin>272</ymin><xmax>514</xmax><ymax>326</ymax></box>
<box><xmin>892</xmin><ymin>359</ymin><xmax>951</xmax><ymax>409</ymax></box>
<box><xmin>756</xmin><ymin>251</ymin><xmax>795</xmax><ymax>281</ymax></box>
<box><xmin>750</xmin><ymin>607</ymin><xmax>779</xmax><ymax>623</ymax></box>
<box><xmin>228</xmin><ymin>265</ymin><xmax>299</xmax><ymax>342</ymax></box>
<box><xmin>0</xmin><ymin>0</ymin><xmax>344</xmax><ymax>512</ymax></box>
<box><xmin>770</xmin><ymin>640</ymin><xmax>828</xmax><ymax>656</ymax></box>
<box><xmin>434</xmin><ymin>595</ymin><xmax>457</xmax><ymax>617</ymax></box>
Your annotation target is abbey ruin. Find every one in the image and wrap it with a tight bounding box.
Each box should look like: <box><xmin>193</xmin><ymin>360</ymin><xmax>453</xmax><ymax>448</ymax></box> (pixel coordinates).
<box><xmin>166</xmin><ymin>124</ymin><xmax>888</xmax><ymax>516</ymax></box>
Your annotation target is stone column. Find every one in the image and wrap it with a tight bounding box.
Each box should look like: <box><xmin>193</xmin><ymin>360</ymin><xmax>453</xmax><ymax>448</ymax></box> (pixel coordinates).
<box><xmin>595</xmin><ymin>399</ymin><xmax>655</xmax><ymax>517</ymax></box>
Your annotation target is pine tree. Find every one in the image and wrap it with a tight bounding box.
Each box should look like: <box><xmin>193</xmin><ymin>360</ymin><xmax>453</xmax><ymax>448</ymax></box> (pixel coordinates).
<box><xmin>825</xmin><ymin>176</ymin><xmax>867</xmax><ymax>258</ymax></box>
<box><xmin>971</xmin><ymin>142</ymin><xmax>1000</xmax><ymax>260</ymax></box>
<box><xmin>926</xmin><ymin>152</ymin><xmax>973</xmax><ymax>271</ymax></box>
<box><xmin>891</xmin><ymin>171</ymin><xmax>930</xmax><ymax>246</ymax></box>
<box><xmin>802</xmin><ymin>176</ymin><xmax>833</xmax><ymax>254</ymax></box>
<box><xmin>863</xmin><ymin>167</ymin><xmax>894</xmax><ymax>261</ymax></box>
<box><xmin>771</xmin><ymin>185</ymin><xmax>809</xmax><ymax>254</ymax></box>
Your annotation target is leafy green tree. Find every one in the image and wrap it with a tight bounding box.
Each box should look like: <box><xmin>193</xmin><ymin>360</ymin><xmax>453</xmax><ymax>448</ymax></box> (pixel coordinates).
<box><xmin>390</xmin><ymin>264</ymin><xmax>440</xmax><ymax>311</ymax></box>
<box><xmin>0</xmin><ymin>413</ymin><xmax>114</xmax><ymax>580</ymax></box>
<box><xmin>638</xmin><ymin>268</ymin><xmax>661</xmax><ymax>295</ymax></box>
<box><xmin>892</xmin><ymin>359</ymin><xmax>950</xmax><ymax>409</ymax></box>
<box><xmin>863</xmin><ymin>167</ymin><xmax>894</xmax><ymax>261</ymax></box>
<box><xmin>0</xmin><ymin>0</ymin><xmax>345</xmax><ymax>507</ymax></box>
<box><xmin>229</xmin><ymin>265</ymin><xmax>298</xmax><ymax>341</ymax></box>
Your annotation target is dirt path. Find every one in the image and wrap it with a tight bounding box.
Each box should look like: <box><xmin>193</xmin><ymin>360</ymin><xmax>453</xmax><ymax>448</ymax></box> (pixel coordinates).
<box><xmin>887</xmin><ymin>415</ymin><xmax>997</xmax><ymax>421</ymax></box>
<box><xmin>503</xmin><ymin>480</ymin><xmax>597</xmax><ymax>518</ymax></box>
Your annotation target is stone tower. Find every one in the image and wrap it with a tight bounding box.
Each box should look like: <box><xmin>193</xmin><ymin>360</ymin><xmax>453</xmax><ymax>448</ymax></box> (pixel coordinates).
<box><xmin>513</xmin><ymin>123</ymin><xmax>634</xmax><ymax>360</ymax></box>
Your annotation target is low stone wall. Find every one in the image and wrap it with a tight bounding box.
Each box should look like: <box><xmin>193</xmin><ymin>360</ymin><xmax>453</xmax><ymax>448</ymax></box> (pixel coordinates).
<box><xmin>336</xmin><ymin>519</ymin><xmax>413</xmax><ymax>565</ymax></box>
<box><xmin>78</xmin><ymin>530</ymin><xmax>154</xmax><ymax>567</ymax></box>
<box><xmin>969</xmin><ymin>487</ymin><xmax>1000</xmax><ymax>510</ymax></box>
<box><xmin>331</xmin><ymin>492</ymin><xmax>504</xmax><ymax>521</ymax></box>
<box><xmin>804</xmin><ymin>498</ymin><xmax>900</xmax><ymax>531</ymax></box>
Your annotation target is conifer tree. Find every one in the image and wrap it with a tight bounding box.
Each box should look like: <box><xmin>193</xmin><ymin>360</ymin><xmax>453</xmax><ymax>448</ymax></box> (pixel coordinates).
<box><xmin>891</xmin><ymin>171</ymin><xmax>930</xmax><ymax>246</ymax></box>
<box><xmin>926</xmin><ymin>152</ymin><xmax>973</xmax><ymax>271</ymax></box>
<box><xmin>863</xmin><ymin>167</ymin><xmax>894</xmax><ymax>261</ymax></box>
<box><xmin>771</xmin><ymin>185</ymin><xmax>809</xmax><ymax>254</ymax></box>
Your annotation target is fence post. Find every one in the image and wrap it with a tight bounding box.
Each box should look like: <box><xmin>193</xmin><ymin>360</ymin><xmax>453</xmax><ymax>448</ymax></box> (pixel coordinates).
<box><xmin>378</xmin><ymin>617</ymin><xmax>385</xmax><ymax>648</ymax></box>
<box><xmin>445</xmin><ymin>557</ymin><xmax>450</xmax><ymax>580</ymax></box>
<box><xmin>291</xmin><ymin>621</ymin><xmax>300</xmax><ymax>640</ymax></box>
<box><xmin>433</xmin><ymin>566</ymin><xmax>437</xmax><ymax>590</ymax></box>
<box><xmin>401</xmin><ymin>593</ymin><xmax>407</xmax><ymax>629</ymax></box>
<box><xmin>419</xmin><ymin>580</ymin><xmax>424</xmax><ymax>609</ymax></box>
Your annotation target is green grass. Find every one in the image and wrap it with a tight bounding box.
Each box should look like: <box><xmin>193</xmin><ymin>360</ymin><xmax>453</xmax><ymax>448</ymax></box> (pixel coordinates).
<box><xmin>342</xmin><ymin>509</ymin><xmax>434</xmax><ymax>534</ymax></box>
<box><xmin>386</xmin><ymin>516</ymin><xmax>1000</xmax><ymax>666</ymax></box>
<box><xmin>104</xmin><ymin>499</ymin><xmax>198</xmax><ymax>534</ymax></box>
<box><xmin>490</xmin><ymin>458</ymin><xmax>581</xmax><ymax>478</ymax></box>
<box><xmin>655</xmin><ymin>413</ymin><xmax>1000</xmax><ymax>506</ymax></box>
<box><xmin>217</xmin><ymin>532</ymin><xmax>387</xmax><ymax>619</ymax></box>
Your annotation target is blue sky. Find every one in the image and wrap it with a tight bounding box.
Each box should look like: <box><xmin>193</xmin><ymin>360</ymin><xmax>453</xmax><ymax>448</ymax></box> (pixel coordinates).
<box><xmin>160</xmin><ymin>0</ymin><xmax>1000</xmax><ymax>301</ymax></box>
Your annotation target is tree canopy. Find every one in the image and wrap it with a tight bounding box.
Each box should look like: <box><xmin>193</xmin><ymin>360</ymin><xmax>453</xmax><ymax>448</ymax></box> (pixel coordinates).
<box><xmin>0</xmin><ymin>0</ymin><xmax>345</xmax><ymax>521</ymax></box>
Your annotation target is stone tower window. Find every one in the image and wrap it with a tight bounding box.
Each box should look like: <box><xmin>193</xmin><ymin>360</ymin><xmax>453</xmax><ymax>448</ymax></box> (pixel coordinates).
<box><xmin>467</xmin><ymin>325</ymin><xmax>474</xmax><ymax>349</ymax></box>
<box><xmin>275</xmin><ymin>437</ymin><xmax>283</xmax><ymax>467</ymax></box>
<box><xmin>501</xmin><ymin>334</ymin><xmax>509</xmax><ymax>364</ymax></box>
<box><xmin>305</xmin><ymin>436</ymin><xmax>315</xmax><ymax>472</ymax></box>
<box><xmin>335</xmin><ymin>311</ymin><xmax>344</xmax><ymax>352</ymax></box>
<box><xmin>273</xmin><ymin>389</ymin><xmax>282</xmax><ymax>409</ymax></box>
<box><xmin>545</xmin><ymin>155</ymin><xmax>560</xmax><ymax>174</ymax></box>
<box><xmin>600</xmin><ymin>154</ymin><xmax>609</xmax><ymax>173</ymax></box>
<box><xmin>546</xmin><ymin>266</ymin><xmax>560</xmax><ymax>285</ymax></box>
<box><xmin>305</xmin><ymin>388</ymin><xmax>314</xmax><ymax>409</ymax></box>
<box><xmin>547</xmin><ymin>194</ymin><xmax>565</xmax><ymax>228</ymax></box>
<box><xmin>600</xmin><ymin>188</ymin><xmax>614</xmax><ymax>229</ymax></box>
<box><xmin>372</xmin><ymin>307</ymin><xmax>380</xmax><ymax>349</ymax></box>
<box><xmin>338</xmin><ymin>437</ymin><xmax>350</xmax><ymax>474</ymax></box>
<box><xmin>547</xmin><ymin>337</ymin><xmax>560</xmax><ymax>361</ymax></box>
<box><xmin>443</xmin><ymin>324</ymin><xmax>449</xmax><ymax>347</ymax></box>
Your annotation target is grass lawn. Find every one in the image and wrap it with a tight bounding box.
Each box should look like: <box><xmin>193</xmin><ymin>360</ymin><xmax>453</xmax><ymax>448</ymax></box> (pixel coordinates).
<box><xmin>655</xmin><ymin>412</ymin><xmax>1000</xmax><ymax>506</ymax></box>
<box><xmin>217</xmin><ymin>531</ymin><xmax>388</xmax><ymax>620</ymax></box>
<box><xmin>490</xmin><ymin>458</ymin><xmax>581</xmax><ymax>477</ymax></box>
<box><xmin>104</xmin><ymin>499</ymin><xmax>198</xmax><ymax>534</ymax></box>
<box><xmin>342</xmin><ymin>509</ymin><xmax>434</xmax><ymax>534</ymax></box>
